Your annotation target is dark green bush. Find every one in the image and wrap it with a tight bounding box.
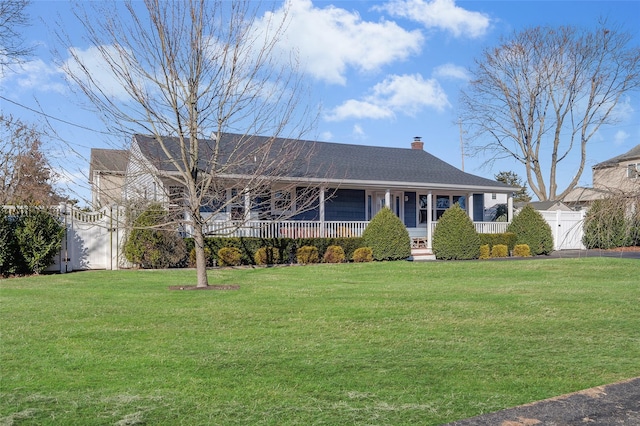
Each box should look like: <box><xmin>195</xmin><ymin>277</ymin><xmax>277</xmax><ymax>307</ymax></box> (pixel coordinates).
<box><xmin>479</xmin><ymin>233</ymin><xmax>517</xmax><ymax>252</ymax></box>
<box><xmin>254</xmin><ymin>247</ymin><xmax>280</xmax><ymax>265</ymax></box>
<box><xmin>296</xmin><ymin>245</ymin><xmax>320</xmax><ymax>264</ymax></box>
<box><xmin>14</xmin><ymin>207</ymin><xmax>64</xmax><ymax>274</ymax></box>
<box><xmin>217</xmin><ymin>247</ymin><xmax>242</xmax><ymax>266</ymax></box>
<box><xmin>352</xmin><ymin>247</ymin><xmax>373</xmax><ymax>262</ymax></box>
<box><xmin>124</xmin><ymin>204</ymin><xmax>186</xmax><ymax>268</ymax></box>
<box><xmin>432</xmin><ymin>204</ymin><xmax>480</xmax><ymax>260</ymax></box>
<box><xmin>323</xmin><ymin>245</ymin><xmax>345</xmax><ymax>263</ymax></box>
<box><xmin>0</xmin><ymin>209</ymin><xmax>25</xmax><ymax>276</ymax></box>
<box><xmin>490</xmin><ymin>244</ymin><xmax>509</xmax><ymax>258</ymax></box>
<box><xmin>507</xmin><ymin>205</ymin><xmax>554</xmax><ymax>255</ymax></box>
<box><xmin>362</xmin><ymin>207</ymin><xmax>411</xmax><ymax>261</ymax></box>
<box><xmin>582</xmin><ymin>198</ymin><xmax>633</xmax><ymax>249</ymax></box>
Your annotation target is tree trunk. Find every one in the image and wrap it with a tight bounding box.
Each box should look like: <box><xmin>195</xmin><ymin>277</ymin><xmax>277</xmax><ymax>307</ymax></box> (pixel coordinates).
<box><xmin>191</xmin><ymin>217</ymin><xmax>209</xmax><ymax>288</ymax></box>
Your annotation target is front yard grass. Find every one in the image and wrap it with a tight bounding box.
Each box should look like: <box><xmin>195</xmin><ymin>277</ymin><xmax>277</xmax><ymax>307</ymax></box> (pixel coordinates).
<box><xmin>1</xmin><ymin>258</ymin><xmax>638</xmax><ymax>425</ymax></box>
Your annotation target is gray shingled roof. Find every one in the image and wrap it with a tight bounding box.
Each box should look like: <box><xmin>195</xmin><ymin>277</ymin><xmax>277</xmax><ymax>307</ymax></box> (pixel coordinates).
<box><xmin>133</xmin><ymin>133</ymin><xmax>514</xmax><ymax>191</ymax></box>
<box><xmin>90</xmin><ymin>148</ymin><xmax>129</xmax><ymax>175</ymax></box>
<box><xmin>593</xmin><ymin>144</ymin><xmax>640</xmax><ymax>169</ymax></box>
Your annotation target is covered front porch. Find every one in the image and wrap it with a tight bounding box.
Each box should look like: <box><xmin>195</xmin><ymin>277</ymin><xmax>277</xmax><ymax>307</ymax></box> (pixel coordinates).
<box><xmin>200</xmin><ymin>186</ymin><xmax>513</xmax><ymax>252</ymax></box>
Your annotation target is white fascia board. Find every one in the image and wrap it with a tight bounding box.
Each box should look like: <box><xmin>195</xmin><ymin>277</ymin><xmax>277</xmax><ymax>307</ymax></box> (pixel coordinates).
<box><xmin>215</xmin><ymin>173</ymin><xmax>514</xmax><ymax>194</ymax></box>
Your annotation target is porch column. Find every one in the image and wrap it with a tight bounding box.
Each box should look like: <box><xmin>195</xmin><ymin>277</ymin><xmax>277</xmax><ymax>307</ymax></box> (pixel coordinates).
<box><xmin>507</xmin><ymin>193</ymin><xmax>514</xmax><ymax>222</ymax></box>
<box><xmin>426</xmin><ymin>191</ymin><xmax>433</xmax><ymax>251</ymax></box>
<box><xmin>468</xmin><ymin>193</ymin><xmax>474</xmax><ymax>221</ymax></box>
<box><xmin>385</xmin><ymin>189</ymin><xmax>391</xmax><ymax>209</ymax></box>
<box><xmin>243</xmin><ymin>189</ymin><xmax>251</xmax><ymax>223</ymax></box>
<box><xmin>319</xmin><ymin>186</ymin><xmax>325</xmax><ymax>237</ymax></box>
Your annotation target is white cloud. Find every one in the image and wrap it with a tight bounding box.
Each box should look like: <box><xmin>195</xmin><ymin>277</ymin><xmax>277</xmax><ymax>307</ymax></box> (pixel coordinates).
<box><xmin>319</xmin><ymin>130</ymin><xmax>333</xmax><ymax>141</ymax></box>
<box><xmin>433</xmin><ymin>63</ymin><xmax>469</xmax><ymax>80</ymax></box>
<box><xmin>0</xmin><ymin>58</ymin><xmax>66</xmax><ymax>94</ymax></box>
<box><xmin>614</xmin><ymin>130</ymin><xmax>629</xmax><ymax>146</ymax></box>
<box><xmin>325</xmin><ymin>73</ymin><xmax>450</xmax><ymax>121</ymax></box>
<box><xmin>352</xmin><ymin>124</ymin><xmax>366</xmax><ymax>139</ymax></box>
<box><xmin>258</xmin><ymin>0</ymin><xmax>423</xmax><ymax>85</ymax></box>
<box><xmin>379</xmin><ymin>0</ymin><xmax>491</xmax><ymax>39</ymax></box>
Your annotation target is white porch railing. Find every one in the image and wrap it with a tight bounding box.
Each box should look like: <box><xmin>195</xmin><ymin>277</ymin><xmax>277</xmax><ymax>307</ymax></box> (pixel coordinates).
<box><xmin>203</xmin><ymin>220</ymin><xmax>509</xmax><ymax>239</ymax></box>
<box><xmin>203</xmin><ymin>220</ymin><xmax>370</xmax><ymax>238</ymax></box>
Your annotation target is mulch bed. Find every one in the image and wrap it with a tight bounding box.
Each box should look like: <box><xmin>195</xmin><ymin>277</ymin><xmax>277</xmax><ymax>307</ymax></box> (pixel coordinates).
<box><xmin>168</xmin><ymin>285</ymin><xmax>240</xmax><ymax>291</ymax></box>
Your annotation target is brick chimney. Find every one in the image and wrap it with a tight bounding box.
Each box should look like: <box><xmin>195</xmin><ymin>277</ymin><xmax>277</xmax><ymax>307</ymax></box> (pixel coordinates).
<box><xmin>411</xmin><ymin>136</ymin><xmax>424</xmax><ymax>150</ymax></box>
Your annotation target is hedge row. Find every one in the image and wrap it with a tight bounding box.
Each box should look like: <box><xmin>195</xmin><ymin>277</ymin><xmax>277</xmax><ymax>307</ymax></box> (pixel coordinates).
<box><xmin>185</xmin><ymin>236</ymin><xmax>366</xmax><ymax>266</ymax></box>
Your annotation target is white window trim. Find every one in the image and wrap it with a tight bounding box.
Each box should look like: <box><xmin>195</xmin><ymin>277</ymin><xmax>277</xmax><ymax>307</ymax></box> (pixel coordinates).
<box><xmin>271</xmin><ymin>188</ymin><xmax>295</xmax><ymax>215</ymax></box>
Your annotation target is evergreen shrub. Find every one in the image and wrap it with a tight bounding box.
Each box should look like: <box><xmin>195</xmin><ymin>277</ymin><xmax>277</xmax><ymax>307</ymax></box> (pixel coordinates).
<box><xmin>432</xmin><ymin>204</ymin><xmax>480</xmax><ymax>260</ymax></box>
<box><xmin>296</xmin><ymin>245</ymin><xmax>319</xmax><ymax>264</ymax></box>
<box><xmin>507</xmin><ymin>205</ymin><xmax>554</xmax><ymax>255</ymax></box>
<box><xmin>362</xmin><ymin>207</ymin><xmax>411</xmax><ymax>261</ymax></box>
<box><xmin>14</xmin><ymin>207</ymin><xmax>65</xmax><ymax>274</ymax></box>
<box><xmin>479</xmin><ymin>233</ymin><xmax>517</xmax><ymax>252</ymax></box>
<box><xmin>323</xmin><ymin>245</ymin><xmax>345</xmax><ymax>263</ymax></box>
<box><xmin>490</xmin><ymin>244</ymin><xmax>508</xmax><ymax>258</ymax></box>
<box><xmin>124</xmin><ymin>204</ymin><xmax>186</xmax><ymax>268</ymax></box>
<box><xmin>0</xmin><ymin>209</ymin><xmax>25</xmax><ymax>276</ymax></box>
<box><xmin>479</xmin><ymin>244</ymin><xmax>490</xmax><ymax>259</ymax></box>
<box><xmin>254</xmin><ymin>247</ymin><xmax>280</xmax><ymax>265</ymax></box>
<box><xmin>513</xmin><ymin>244</ymin><xmax>531</xmax><ymax>257</ymax></box>
<box><xmin>582</xmin><ymin>198</ymin><xmax>632</xmax><ymax>249</ymax></box>
<box><xmin>352</xmin><ymin>247</ymin><xmax>373</xmax><ymax>263</ymax></box>
<box><xmin>217</xmin><ymin>247</ymin><xmax>242</xmax><ymax>266</ymax></box>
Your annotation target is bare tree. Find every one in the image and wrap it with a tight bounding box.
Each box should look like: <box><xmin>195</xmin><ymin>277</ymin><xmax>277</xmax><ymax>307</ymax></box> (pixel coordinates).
<box><xmin>460</xmin><ymin>22</ymin><xmax>640</xmax><ymax>201</ymax></box>
<box><xmin>0</xmin><ymin>0</ymin><xmax>32</xmax><ymax>72</ymax></box>
<box><xmin>0</xmin><ymin>115</ymin><xmax>63</xmax><ymax>205</ymax></box>
<box><xmin>60</xmin><ymin>0</ymin><xmax>321</xmax><ymax>287</ymax></box>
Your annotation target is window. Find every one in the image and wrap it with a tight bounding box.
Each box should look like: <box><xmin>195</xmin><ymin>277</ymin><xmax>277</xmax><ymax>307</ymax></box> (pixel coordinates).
<box><xmin>271</xmin><ymin>189</ymin><xmax>293</xmax><ymax>214</ymax></box>
<box><xmin>435</xmin><ymin>195</ymin><xmax>450</xmax><ymax>220</ymax></box>
<box><xmin>628</xmin><ymin>163</ymin><xmax>639</xmax><ymax>179</ymax></box>
<box><xmin>419</xmin><ymin>195</ymin><xmax>428</xmax><ymax>224</ymax></box>
<box><xmin>230</xmin><ymin>189</ymin><xmax>245</xmax><ymax>220</ymax></box>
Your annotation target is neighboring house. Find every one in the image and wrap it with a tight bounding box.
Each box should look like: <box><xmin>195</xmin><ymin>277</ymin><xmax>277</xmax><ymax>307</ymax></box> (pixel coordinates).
<box><xmin>564</xmin><ymin>144</ymin><xmax>640</xmax><ymax>209</ymax></box>
<box><xmin>95</xmin><ymin>133</ymin><xmax>517</xmax><ymax>250</ymax></box>
<box><xmin>89</xmin><ymin>148</ymin><xmax>129</xmax><ymax>209</ymax></box>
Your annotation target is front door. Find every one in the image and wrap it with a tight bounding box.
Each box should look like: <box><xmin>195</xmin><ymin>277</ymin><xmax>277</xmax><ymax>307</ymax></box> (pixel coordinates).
<box><xmin>373</xmin><ymin>191</ymin><xmax>403</xmax><ymax>220</ymax></box>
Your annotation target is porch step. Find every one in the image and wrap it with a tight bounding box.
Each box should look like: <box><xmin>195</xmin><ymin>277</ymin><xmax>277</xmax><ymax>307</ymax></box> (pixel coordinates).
<box><xmin>410</xmin><ymin>248</ymin><xmax>436</xmax><ymax>261</ymax></box>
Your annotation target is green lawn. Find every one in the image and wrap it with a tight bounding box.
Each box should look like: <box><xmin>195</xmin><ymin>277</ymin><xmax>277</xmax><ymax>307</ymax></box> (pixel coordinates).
<box><xmin>1</xmin><ymin>258</ymin><xmax>639</xmax><ymax>425</ymax></box>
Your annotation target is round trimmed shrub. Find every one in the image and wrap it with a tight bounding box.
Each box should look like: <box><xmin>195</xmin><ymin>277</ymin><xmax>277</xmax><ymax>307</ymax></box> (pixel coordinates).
<box><xmin>254</xmin><ymin>247</ymin><xmax>280</xmax><ymax>265</ymax></box>
<box><xmin>323</xmin><ymin>245</ymin><xmax>345</xmax><ymax>263</ymax></box>
<box><xmin>217</xmin><ymin>247</ymin><xmax>242</xmax><ymax>266</ymax></box>
<box><xmin>432</xmin><ymin>204</ymin><xmax>480</xmax><ymax>260</ymax></box>
<box><xmin>507</xmin><ymin>205</ymin><xmax>553</xmax><ymax>255</ymax></box>
<box><xmin>352</xmin><ymin>247</ymin><xmax>373</xmax><ymax>263</ymax></box>
<box><xmin>513</xmin><ymin>244</ymin><xmax>531</xmax><ymax>257</ymax></box>
<box><xmin>296</xmin><ymin>245</ymin><xmax>319</xmax><ymax>264</ymax></box>
<box><xmin>490</xmin><ymin>244</ymin><xmax>508</xmax><ymax>258</ymax></box>
<box><xmin>479</xmin><ymin>244</ymin><xmax>490</xmax><ymax>259</ymax></box>
<box><xmin>362</xmin><ymin>207</ymin><xmax>411</xmax><ymax>261</ymax></box>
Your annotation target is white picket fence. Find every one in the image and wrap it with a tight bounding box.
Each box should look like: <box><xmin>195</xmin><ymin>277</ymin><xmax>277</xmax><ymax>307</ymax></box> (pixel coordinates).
<box><xmin>2</xmin><ymin>205</ymin><xmax>588</xmax><ymax>272</ymax></box>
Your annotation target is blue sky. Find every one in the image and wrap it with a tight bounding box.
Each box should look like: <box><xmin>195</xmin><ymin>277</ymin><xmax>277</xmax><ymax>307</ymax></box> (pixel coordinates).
<box><xmin>1</xmin><ymin>0</ymin><xmax>639</xmax><ymax>205</ymax></box>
